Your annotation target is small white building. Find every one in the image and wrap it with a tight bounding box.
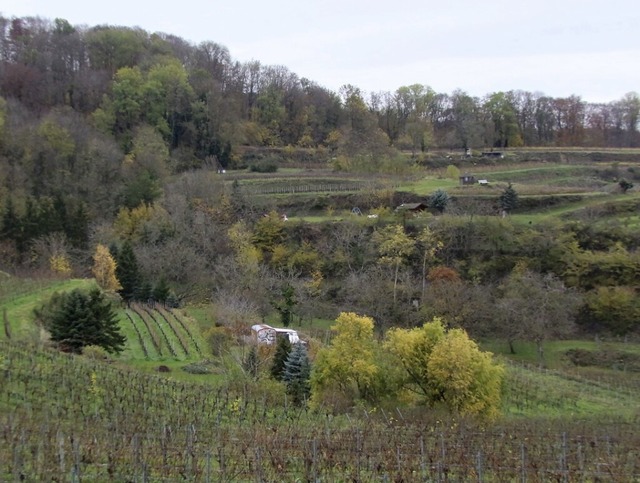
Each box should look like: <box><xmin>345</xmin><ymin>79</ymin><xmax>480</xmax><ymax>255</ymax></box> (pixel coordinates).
<box><xmin>251</xmin><ymin>324</ymin><xmax>303</xmax><ymax>345</ymax></box>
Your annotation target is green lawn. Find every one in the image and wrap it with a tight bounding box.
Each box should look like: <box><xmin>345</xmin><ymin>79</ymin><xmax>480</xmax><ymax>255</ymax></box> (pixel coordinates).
<box><xmin>0</xmin><ymin>277</ymin><xmax>97</xmax><ymax>341</ymax></box>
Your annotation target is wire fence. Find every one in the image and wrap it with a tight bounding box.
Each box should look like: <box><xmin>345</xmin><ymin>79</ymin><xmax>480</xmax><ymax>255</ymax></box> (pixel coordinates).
<box><xmin>240</xmin><ymin>181</ymin><xmax>398</xmax><ymax>196</ymax></box>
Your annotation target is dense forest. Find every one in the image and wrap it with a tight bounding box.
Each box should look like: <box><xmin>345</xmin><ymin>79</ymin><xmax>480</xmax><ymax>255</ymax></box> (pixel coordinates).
<box><xmin>1</xmin><ymin>15</ymin><xmax>639</xmax><ymax>343</ymax></box>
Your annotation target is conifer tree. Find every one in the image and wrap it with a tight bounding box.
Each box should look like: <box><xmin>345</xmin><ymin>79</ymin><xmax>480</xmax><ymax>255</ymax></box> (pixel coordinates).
<box><xmin>499</xmin><ymin>183</ymin><xmax>519</xmax><ymax>214</ymax></box>
<box><xmin>152</xmin><ymin>276</ymin><xmax>171</xmax><ymax>304</ymax></box>
<box><xmin>428</xmin><ymin>189</ymin><xmax>450</xmax><ymax>214</ymax></box>
<box><xmin>115</xmin><ymin>241</ymin><xmax>141</xmax><ymax>302</ymax></box>
<box><xmin>38</xmin><ymin>288</ymin><xmax>126</xmax><ymax>354</ymax></box>
<box><xmin>0</xmin><ymin>197</ymin><xmax>20</xmax><ymax>243</ymax></box>
<box><xmin>282</xmin><ymin>343</ymin><xmax>311</xmax><ymax>405</ymax></box>
<box><xmin>270</xmin><ymin>335</ymin><xmax>292</xmax><ymax>380</ymax></box>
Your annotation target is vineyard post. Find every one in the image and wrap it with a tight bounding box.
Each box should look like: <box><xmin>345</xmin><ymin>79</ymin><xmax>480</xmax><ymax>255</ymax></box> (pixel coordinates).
<box><xmin>420</xmin><ymin>435</ymin><xmax>426</xmax><ymax>480</ymax></box>
<box><xmin>187</xmin><ymin>423</ymin><xmax>196</xmax><ymax>478</ymax></box>
<box><xmin>561</xmin><ymin>432</ymin><xmax>568</xmax><ymax>482</ymax></box>
<box><xmin>72</xmin><ymin>435</ymin><xmax>81</xmax><ymax>482</ymax></box>
<box><xmin>577</xmin><ymin>441</ymin><xmax>584</xmax><ymax>475</ymax></box>
<box><xmin>205</xmin><ymin>450</ymin><xmax>211</xmax><ymax>483</ymax></box>
<box><xmin>476</xmin><ymin>450</ymin><xmax>483</xmax><ymax>482</ymax></box>
<box><xmin>312</xmin><ymin>439</ymin><xmax>318</xmax><ymax>482</ymax></box>
<box><xmin>132</xmin><ymin>433</ymin><xmax>141</xmax><ymax>481</ymax></box>
<box><xmin>439</xmin><ymin>432</ymin><xmax>446</xmax><ymax>482</ymax></box>
<box><xmin>141</xmin><ymin>462</ymin><xmax>149</xmax><ymax>483</ymax></box>
<box><xmin>57</xmin><ymin>430</ymin><xmax>65</xmax><ymax>476</ymax></box>
<box><xmin>254</xmin><ymin>447</ymin><xmax>264</xmax><ymax>482</ymax></box>
<box><xmin>70</xmin><ymin>464</ymin><xmax>80</xmax><ymax>483</ymax></box>
<box><xmin>356</xmin><ymin>429</ymin><xmax>361</xmax><ymax>481</ymax></box>
<box><xmin>11</xmin><ymin>432</ymin><xmax>23</xmax><ymax>482</ymax></box>
<box><xmin>218</xmin><ymin>447</ymin><xmax>226</xmax><ymax>480</ymax></box>
<box><xmin>520</xmin><ymin>442</ymin><xmax>526</xmax><ymax>483</ymax></box>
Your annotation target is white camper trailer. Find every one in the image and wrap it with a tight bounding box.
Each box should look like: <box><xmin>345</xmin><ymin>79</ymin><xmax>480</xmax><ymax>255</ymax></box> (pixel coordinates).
<box><xmin>251</xmin><ymin>324</ymin><xmax>303</xmax><ymax>345</ymax></box>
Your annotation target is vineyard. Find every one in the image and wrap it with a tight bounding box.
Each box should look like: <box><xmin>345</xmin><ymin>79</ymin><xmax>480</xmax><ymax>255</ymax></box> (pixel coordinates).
<box><xmin>120</xmin><ymin>303</ymin><xmax>204</xmax><ymax>361</ymax></box>
<box><xmin>0</xmin><ymin>340</ymin><xmax>639</xmax><ymax>481</ymax></box>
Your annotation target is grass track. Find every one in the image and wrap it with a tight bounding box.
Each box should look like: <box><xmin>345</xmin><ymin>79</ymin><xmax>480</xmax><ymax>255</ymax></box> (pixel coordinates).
<box><xmin>0</xmin><ymin>278</ymin><xmax>96</xmax><ymax>341</ymax></box>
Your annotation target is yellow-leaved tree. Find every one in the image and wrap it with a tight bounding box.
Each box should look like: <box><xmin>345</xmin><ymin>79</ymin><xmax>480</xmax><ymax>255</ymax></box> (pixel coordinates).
<box><xmin>227</xmin><ymin>221</ymin><xmax>262</xmax><ymax>280</ymax></box>
<box><xmin>92</xmin><ymin>244</ymin><xmax>122</xmax><ymax>292</ymax></box>
<box><xmin>310</xmin><ymin>312</ymin><xmax>379</xmax><ymax>408</ymax></box>
<box><xmin>372</xmin><ymin>224</ymin><xmax>415</xmax><ymax>305</ymax></box>
<box><xmin>49</xmin><ymin>254</ymin><xmax>72</xmax><ymax>276</ymax></box>
<box><xmin>385</xmin><ymin>318</ymin><xmax>504</xmax><ymax>419</ymax></box>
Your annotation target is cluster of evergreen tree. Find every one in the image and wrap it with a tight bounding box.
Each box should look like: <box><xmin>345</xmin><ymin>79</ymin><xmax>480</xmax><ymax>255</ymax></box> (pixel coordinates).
<box><xmin>270</xmin><ymin>337</ymin><xmax>311</xmax><ymax>406</ymax></box>
<box><xmin>0</xmin><ymin>195</ymin><xmax>89</xmax><ymax>256</ymax></box>
<box><xmin>110</xmin><ymin>241</ymin><xmax>176</xmax><ymax>306</ymax></box>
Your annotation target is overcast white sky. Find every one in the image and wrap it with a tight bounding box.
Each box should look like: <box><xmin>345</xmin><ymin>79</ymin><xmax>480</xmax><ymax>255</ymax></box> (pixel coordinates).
<box><xmin>2</xmin><ymin>0</ymin><xmax>639</xmax><ymax>102</ymax></box>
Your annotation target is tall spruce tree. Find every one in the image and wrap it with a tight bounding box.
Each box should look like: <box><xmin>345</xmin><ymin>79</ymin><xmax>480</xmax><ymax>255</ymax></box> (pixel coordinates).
<box><xmin>499</xmin><ymin>183</ymin><xmax>519</xmax><ymax>214</ymax></box>
<box><xmin>152</xmin><ymin>276</ymin><xmax>171</xmax><ymax>304</ymax></box>
<box><xmin>39</xmin><ymin>288</ymin><xmax>126</xmax><ymax>354</ymax></box>
<box><xmin>428</xmin><ymin>189</ymin><xmax>450</xmax><ymax>214</ymax></box>
<box><xmin>282</xmin><ymin>343</ymin><xmax>311</xmax><ymax>405</ymax></box>
<box><xmin>115</xmin><ymin>240</ymin><xmax>141</xmax><ymax>302</ymax></box>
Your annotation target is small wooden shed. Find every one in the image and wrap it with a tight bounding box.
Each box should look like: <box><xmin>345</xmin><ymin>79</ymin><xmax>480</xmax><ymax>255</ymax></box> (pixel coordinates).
<box><xmin>459</xmin><ymin>174</ymin><xmax>476</xmax><ymax>186</ymax></box>
<box><xmin>395</xmin><ymin>202</ymin><xmax>427</xmax><ymax>213</ymax></box>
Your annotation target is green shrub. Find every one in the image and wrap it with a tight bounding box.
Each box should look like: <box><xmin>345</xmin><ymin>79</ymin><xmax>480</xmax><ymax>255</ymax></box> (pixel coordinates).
<box><xmin>249</xmin><ymin>161</ymin><xmax>278</xmax><ymax>173</ymax></box>
<box><xmin>205</xmin><ymin>326</ymin><xmax>233</xmax><ymax>356</ymax></box>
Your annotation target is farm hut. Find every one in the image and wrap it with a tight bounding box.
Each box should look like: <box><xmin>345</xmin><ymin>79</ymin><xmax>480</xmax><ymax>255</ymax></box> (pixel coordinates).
<box><xmin>460</xmin><ymin>174</ymin><xmax>476</xmax><ymax>186</ymax></box>
<box><xmin>481</xmin><ymin>151</ymin><xmax>504</xmax><ymax>158</ymax></box>
<box><xmin>395</xmin><ymin>202</ymin><xmax>427</xmax><ymax>213</ymax></box>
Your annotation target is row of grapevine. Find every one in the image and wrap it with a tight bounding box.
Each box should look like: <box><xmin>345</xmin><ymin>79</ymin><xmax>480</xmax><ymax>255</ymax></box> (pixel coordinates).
<box><xmin>132</xmin><ymin>304</ymin><xmax>179</xmax><ymax>358</ymax></box>
<box><xmin>120</xmin><ymin>304</ymin><xmax>203</xmax><ymax>361</ymax></box>
<box><xmin>140</xmin><ymin>304</ymin><xmax>189</xmax><ymax>357</ymax></box>
<box><xmin>123</xmin><ymin>311</ymin><xmax>149</xmax><ymax>359</ymax></box>
<box><xmin>156</xmin><ymin>305</ymin><xmax>203</xmax><ymax>357</ymax></box>
<box><xmin>126</xmin><ymin>308</ymin><xmax>163</xmax><ymax>358</ymax></box>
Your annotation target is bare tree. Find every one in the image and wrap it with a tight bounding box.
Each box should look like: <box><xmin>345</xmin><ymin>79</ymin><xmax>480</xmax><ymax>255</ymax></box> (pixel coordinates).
<box><xmin>496</xmin><ymin>267</ymin><xmax>582</xmax><ymax>363</ymax></box>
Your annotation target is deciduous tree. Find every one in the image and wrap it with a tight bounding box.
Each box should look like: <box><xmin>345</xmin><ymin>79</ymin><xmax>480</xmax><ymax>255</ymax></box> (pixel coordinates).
<box><xmin>372</xmin><ymin>224</ymin><xmax>414</xmax><ymax>305</ymax></box>
<box><xmin>92</xmin><ymin>244</ymin><xmax>122</xmax><ymax>292</ymax></box>
<box><xmin>384</xmin><ymin>318</ymin><xmax>504</xmax><ymax>419</ymax></box>
<box><xmin>583</xmin><ymin>286</ymin><xmax>640</xmax><ymax>336</ymax></box>
<box><xmin>311</xmin><ymin>312</ymin><xmax>378</xmax><ymax>407</ymax></box>
<box><xmin>496</xmin><ymin>265</ymin><xmax>581</xmax><ymax>361</ymax></box>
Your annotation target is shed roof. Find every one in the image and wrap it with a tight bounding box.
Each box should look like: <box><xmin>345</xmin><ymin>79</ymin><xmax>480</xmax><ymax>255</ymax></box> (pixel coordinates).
<box><xmin>396</xmin><ymin>202</ymin><xmax>427</xmax><ymax>211</ymax></box>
